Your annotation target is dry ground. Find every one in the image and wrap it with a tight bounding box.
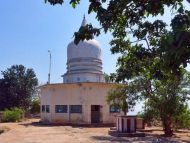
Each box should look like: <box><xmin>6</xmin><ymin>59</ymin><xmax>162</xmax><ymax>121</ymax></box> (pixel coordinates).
<box><xmin>0</xmin><ymin>119</ymin><xmax>190</xmax><ymax>143</ymax></box>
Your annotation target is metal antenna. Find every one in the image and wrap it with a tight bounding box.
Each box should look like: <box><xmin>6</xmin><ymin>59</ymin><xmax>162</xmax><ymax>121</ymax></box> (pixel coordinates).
<box><xmin>48</xmin><ymin>50</ymin><xmax>51</xmax><ymax>84</ymax></box>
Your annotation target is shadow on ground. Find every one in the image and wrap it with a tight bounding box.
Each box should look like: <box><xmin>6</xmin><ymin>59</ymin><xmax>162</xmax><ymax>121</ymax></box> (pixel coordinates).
<box><xmin>19</xmin><ymin>121</ymin><xmax>114</xmax><ymax>128</ymax></box>
<box><xmin>91</xmin><ymin>135</ymin><xmax>190</xmax><ymax>143</ymax></box>
<box><xmin>18</xmin><ymin>121</ymin><xmax>190</xmax><ymax>143</ymax></box>
<box><xmin>19</xmin><ymin>121</ymin><xmax>55</xmax><ymax>127</ymax></box>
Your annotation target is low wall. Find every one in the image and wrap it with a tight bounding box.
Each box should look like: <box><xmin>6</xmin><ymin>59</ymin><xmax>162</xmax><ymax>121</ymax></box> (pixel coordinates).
<box><xmin>136</xmin><ymin>118</ymin><xmax>145</xmax><ymax>129</ymax></box>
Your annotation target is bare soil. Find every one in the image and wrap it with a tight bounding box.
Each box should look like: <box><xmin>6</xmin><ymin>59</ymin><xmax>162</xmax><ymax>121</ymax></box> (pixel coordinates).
<box><xmin>0</xmin><ymin>118</ymin><xmax>190</xmax><ymax>143</ymax></box>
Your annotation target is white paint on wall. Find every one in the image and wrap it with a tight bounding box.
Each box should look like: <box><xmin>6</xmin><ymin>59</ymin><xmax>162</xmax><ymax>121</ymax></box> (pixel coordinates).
<box><xmin>40</xmin><ymin>82</ymin><xmax>120</xmax><ymax>124</ymax></box>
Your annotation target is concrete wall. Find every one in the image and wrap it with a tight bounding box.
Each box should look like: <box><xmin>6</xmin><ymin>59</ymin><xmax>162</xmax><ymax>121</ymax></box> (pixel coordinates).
<box><xmin>40</xmin><ymin>82</ymin><xmax>120</xmax><ymax>124</ymax></box>
<box><xmin>136</xmin><ymin>118</ymin><xmax>145</xmax><ymax>129</ymax></box>
<box><xmin>116</xmin><ymin>116</ymin><xmax>136</xmax><ymax>133</ymax></box>
<box><xmin>64</xmin><ymin>72</ymin><xmax>105</xmax><ymax>83</ymax></box>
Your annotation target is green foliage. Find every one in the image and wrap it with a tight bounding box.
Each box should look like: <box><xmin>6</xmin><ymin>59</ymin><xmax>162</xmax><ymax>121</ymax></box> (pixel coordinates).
<box><xmin>30</xmin><ymin>99</ymin><xmax>40</xmax><ymax>114</ymax></box>
<box><xmin>70</xmin><ymin>0</ymin><xmax>80</xmax><ymax>8</ymax></box>
<box><xmin>107</xmin><ymin>84</ymin><xmax>139</xmax><ymax>115</ymax></box>
<box><xmin>137</xmin><ymin>104</ymin><xmax>159</xmax><ymax>126</ymax></box>
<box><xmin>139</xmin><ymin>102</ymin><xmax>190</xmax><ymax>130</ymax></box>
<box><xmin>104</xmin><ymin>73</ymin><xmax>116</xmax><ymax>83</ymax></box>
<box><xmin>104</xmin><ymin>73</ymin><xmax>110</xmax><ymax>83</ymax></box>
<box><xmin>107</xmin><ymin>85</ymin><xmax>128</xmax><ymax>115</ymax></box>
<box><xmin>173</xmin><ymin>104</ymin><xmax>190</xmax><ymax>130</ymax></box>
<box><xmin>0</xmin><ymin>65</ymin><xmax>38</xmax><ymax>111</ymax></box>
<box><xmin>44</xmin><ymin>0</ymin><xmax>80</xmax><ymax>7</ymax></box>
<box><xmin>44</xmin><ymin>0</ymin><xmax>63</xmax><ymax>5</ymax></box>
<box><xmin>74</xmin><ymin>24</ymin><xmax>100</xmax><ymax>44</ymax></box>
<box><xmin>133</xmin><ymin>71</ymin><xmax>190</xmax><ymax>136</ymax></box>
<box><xmin>2</xmin><ymin>108</ymin><xmax>23</xmax><ymax>122</ymax></box>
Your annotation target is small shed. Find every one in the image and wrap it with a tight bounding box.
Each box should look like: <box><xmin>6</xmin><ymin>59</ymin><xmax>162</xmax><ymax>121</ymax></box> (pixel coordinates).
<box><xmin>109</xmin><ymin>115</ymin><xmax>145</xmax><ymax>137</ymax></box>
<box><xmin>116</xmin><ymin>115</ymin><xmax>137</xmax><ymax>133</ymax></box>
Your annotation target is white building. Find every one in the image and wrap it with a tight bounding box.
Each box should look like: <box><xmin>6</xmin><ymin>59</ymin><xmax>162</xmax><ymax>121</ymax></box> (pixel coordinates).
<box><xmin>39</xmin><ymin>17</ymin><xmax>120</xmax><ymax>124</ymax></box>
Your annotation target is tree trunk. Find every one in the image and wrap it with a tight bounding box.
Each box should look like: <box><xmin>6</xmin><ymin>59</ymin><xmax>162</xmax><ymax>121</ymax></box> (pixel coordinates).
<box><xmin>124</xmin><ymin>110</ymin><xmax>127</xmax><ymax>115</ymax></box>
<box><xmin>122</xmin><ymin>100</ymin><xmax>128</xmax><ymax>115</ymax></box>
<box><xmin>162</xmin><ymin>116</ymin><xmax>173</xmax><ymax>137</ymax></box>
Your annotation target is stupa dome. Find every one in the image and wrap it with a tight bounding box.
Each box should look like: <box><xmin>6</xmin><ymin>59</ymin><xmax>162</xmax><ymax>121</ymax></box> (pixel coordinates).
<box><xmin>63</xmin><ymin>16</ymin><xmax>105</xmax><ymax>83</ymax></box>
<box><xmin>67</xmin><ymin>39</ymin><xmax>101</xmax><ymax>61</ymax></box>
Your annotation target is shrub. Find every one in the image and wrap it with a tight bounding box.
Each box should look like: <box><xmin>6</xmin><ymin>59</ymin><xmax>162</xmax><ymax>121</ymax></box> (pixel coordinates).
<box><xmin>2</xmin><ymin>108</ymin><xmax>23</xmax><ymax>122</ymax></box>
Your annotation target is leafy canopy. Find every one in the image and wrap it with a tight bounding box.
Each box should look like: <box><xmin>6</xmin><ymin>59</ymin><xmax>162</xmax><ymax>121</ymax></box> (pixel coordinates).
<box><xmin>0</xmin><ymin>65</ymin><xmax>38</xmax><ymax>111</ymax></box>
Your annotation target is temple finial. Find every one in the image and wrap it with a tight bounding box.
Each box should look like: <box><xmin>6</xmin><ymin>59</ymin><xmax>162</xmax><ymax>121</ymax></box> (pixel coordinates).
<box><xmin>81</xmin><ymin>14</ymin><xmax>87</xmax><ymax>27</ymax></box>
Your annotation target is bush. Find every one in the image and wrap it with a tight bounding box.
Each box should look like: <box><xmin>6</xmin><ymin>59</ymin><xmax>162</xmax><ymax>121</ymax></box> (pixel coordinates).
<box><xmin>2</xmin><ymin>108</ymin><xmax>23</xmax><ymax>122</ymax></box>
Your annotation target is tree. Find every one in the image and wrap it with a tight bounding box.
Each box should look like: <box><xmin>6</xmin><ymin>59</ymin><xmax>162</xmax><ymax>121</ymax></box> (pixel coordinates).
<box><xmin>45</xmin><ymin>0</ymin><xmax>190</xmax><ymax>136</ymax></box>
<box><xmin>138</xmin><ymin>102</ymin><xmax>160</xmax><ymax>127</ymax></box>
<box><xmin>107</xmin><ymin>85</ymin><xmax>128</xmax><ymax>115</ymax></box>
<box><xmin>30</xmin><ymin>98</ymin><xmax>40</xmax><ymax>114</ymax></box>
<box><xmin>139</xmin><ymin>100</ymin><xmax>190</xmax><ymax>130</ymax></box>
<box><xmin>130</xmin><ymin>70</ymin><xmax>190</xmax><ymax>136</ymax></box>
<box><xmin>0</xmin><ymin>65</ymin><xmax>38</xmax><ymax>111</ymax></box>
<box><xmin>104</xmin><ymin>73</ymin><xmax>110</xmax><ymax>83</ymax></box>
<box><xmin>107</xmin><ymin>82</ymin><xmax>141</xmax><ymax>115</ymax></box>
<box><xmin>172</xmin><ymin>104</ymin><xmax>190</xmax><ymax>130</ymax></box>
<box><xmin>104</xmin><ymin>73</ymin><xmax>117</xmax><ymax>83</ymax></box>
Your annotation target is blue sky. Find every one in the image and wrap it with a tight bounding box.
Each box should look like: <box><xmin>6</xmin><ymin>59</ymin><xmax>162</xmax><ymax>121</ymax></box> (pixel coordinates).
<box><xmin>0</xmin><ymin>0</ymin><xmax>118</xmax><ymax>84</ymax></box>
<box><xmin>0</xmin><ymin>1</ymin><xmax>189</xmax><ymax>84</ymax></box>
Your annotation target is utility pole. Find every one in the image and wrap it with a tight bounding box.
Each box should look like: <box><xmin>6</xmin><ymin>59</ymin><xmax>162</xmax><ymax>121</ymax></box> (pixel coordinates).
<box><xmin>48</xmin><ymin>50</ymin><xmax>51</xmax><ymax>84</ymax></box>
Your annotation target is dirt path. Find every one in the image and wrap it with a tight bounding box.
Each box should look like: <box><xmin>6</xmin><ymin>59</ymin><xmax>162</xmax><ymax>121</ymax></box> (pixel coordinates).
<box><xmin>0</xmin><ymin>119</ymin><xmax>189</xmax><ymax>143</ymax></box>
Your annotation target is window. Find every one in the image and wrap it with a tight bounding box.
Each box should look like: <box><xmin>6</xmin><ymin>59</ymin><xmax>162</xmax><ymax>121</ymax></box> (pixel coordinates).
<box><xmin>42</xmin><ymin>105</ymin><xmax>45</xmax><ymax>112</ymax></box>
<box><xmin>46</xmin><ymin>105</ymin><xmax>50</xmax><ymax>113</ymax></box>
<box><xmin>55</xmin><ymin>105</ymin><xmax>67</xmax><ymax>113</ymax></box>
<box><xmin>70</xmin><ymin>105</ymin><xmax>82</xmax><ymax>113</ymax></box>
<box><xmin>110</xmin><ymin>105</ymin><xmax>120</xmax><ymax>113</ymax></box>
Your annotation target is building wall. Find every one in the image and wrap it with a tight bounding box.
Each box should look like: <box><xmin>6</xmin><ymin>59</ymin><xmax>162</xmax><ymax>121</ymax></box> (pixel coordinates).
<box><xmin>63</xmin><ymin>72</ymin><xmax>105</xmax><ymax>83</ymax></box>
<box><xmin>40</xmin><ymin>82</ymin><xmax>120</xmax><ymax>124</ymax></box>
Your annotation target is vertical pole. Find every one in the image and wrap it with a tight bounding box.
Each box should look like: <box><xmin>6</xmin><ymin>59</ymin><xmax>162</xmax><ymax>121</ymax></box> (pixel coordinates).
<box><xmin>48</xmin><ymin>50</ymin><xmax>51</xmax><ymax>84</ymax></box>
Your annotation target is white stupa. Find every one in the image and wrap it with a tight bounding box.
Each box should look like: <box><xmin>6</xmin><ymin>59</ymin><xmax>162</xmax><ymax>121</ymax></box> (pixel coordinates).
<box><xmin>63</xmin><ymin>16</ymin><xmax>105</xmax><ymax>83</ymax></box>
<box><xmin>39</xmin><ymin>16</ymin><xmax>119</xmax><ymax>125</ymax></box>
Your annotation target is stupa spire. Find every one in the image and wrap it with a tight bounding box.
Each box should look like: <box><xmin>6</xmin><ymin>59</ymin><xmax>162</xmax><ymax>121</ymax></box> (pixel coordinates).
<box><xmin>81</xmin><ymin>14</ymin><xmax>87</xmax><ymax>27</ymax></box>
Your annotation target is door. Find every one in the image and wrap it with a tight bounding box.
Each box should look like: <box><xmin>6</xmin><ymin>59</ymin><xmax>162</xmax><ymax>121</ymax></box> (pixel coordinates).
<box><xmin>127</xmin><ymin>118</ymin><xmax>131</xmax><ymax>133</ymax></box>
<box><xmin>91</xmin><ymin>105</ymin><xmax>100</xmax><ymax>123</ymax></box>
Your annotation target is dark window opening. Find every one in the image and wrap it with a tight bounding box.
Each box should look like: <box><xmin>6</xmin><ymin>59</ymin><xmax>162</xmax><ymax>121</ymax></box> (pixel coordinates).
<box><xmin>55</xmin><ymin>105</ymin><xmax>67</xmax><ymax>113</ymax></box>
<box><xmin>46</xmin><ymin>105</ymin><xmax>50</xmax><ymax>113</ymax></box>
<box><xmin>70</xmin><ymin>105</ymin><xmax>82</xmax><ymax>113</ymax></box>
<box><xmin>42</xmin><ymin>105</ymin><xmax>45</xmax><ymax>112</ymax></box>
<box><xmin>110</xmin><ymin>105</ymin><xmax>120</xmax><ymax>113</ymax></box>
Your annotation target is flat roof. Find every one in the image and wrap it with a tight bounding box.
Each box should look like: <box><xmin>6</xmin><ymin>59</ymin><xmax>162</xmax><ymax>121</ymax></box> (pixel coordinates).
<box><xmin>38</xmin><ymin>82</ymin><xmax>120</xmax><ymax>89</ymax></box>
